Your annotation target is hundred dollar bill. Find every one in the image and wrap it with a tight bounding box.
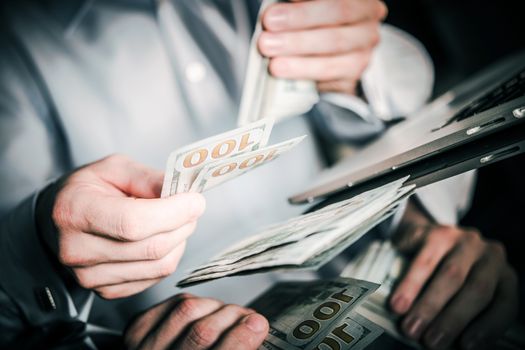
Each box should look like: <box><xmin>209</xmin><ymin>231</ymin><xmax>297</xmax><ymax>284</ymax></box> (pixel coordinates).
<box><xmin>237</xmin><ymin>0</ymin><xmax>319</xmax><ymax>126</ymax></box>
<box><xmin>190</xmin><ymin>136</ymin><xmax>306</xmax><ymax>193</ymax></box>
<box><xmin>177</xmin><ymin>178</ymin><xmax>415</xmax><ymax>287</ymax></box>
<box><xmin>161</xmin><ymin>118</ymin><xmax>273</xmax><ymax>197</ymax></box>
<box><xmin>247</xmin><ymin>278</ymin><xmax>382</xmax><ymax>350</ymax></box>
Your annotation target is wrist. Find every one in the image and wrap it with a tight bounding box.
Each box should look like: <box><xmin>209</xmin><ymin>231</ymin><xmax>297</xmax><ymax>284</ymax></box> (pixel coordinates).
<box><xmin>35</xmin><ymin>179</ymin><xmax>63</xmax><ymax>255</ymax></box>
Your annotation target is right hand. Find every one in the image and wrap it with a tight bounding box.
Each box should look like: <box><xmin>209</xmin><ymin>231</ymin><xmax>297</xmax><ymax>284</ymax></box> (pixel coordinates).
<box><xmin>124</xmin><ymin>293</ymin><xmax>269</xmax><ymax>350</ymax></box>
<box><xmin>36</xmin><ymin>154</ymin><xmax>206</xmax><ymax>299</ymax></box>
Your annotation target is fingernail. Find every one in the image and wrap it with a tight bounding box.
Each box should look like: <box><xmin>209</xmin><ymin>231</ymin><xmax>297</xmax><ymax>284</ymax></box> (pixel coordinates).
<box><xmin>259</xmin><ymin>35</ymin><xmax>284</xmax><ymax>55</ymax></box>
<box><xmin>402</xmin><ymin>315</ymin><xmax>426</xmax><ymax>339</ymax></box>
<box><xmin>425</xmin><ymin>329</ymin><xmax>447</xmax><ymax>349</ymax></box>
<box><xmin>391</xmin><ymin>295</ymin><xmax>410</xmax><ymax>314</ymax></box>
<box><xmin>264</xmin><ymin>8</ymin><xmax>289</xmax><ymax>30</ymax></box>
<box><xmin>243</xmin><ymin>314</ymin><xmax>267</xmax><ymax>333</ymax></box>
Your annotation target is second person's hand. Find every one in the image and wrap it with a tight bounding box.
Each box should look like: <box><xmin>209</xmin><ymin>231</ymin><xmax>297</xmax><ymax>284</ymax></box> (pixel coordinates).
<box><xmin>258</xmin><ymin>0</ymin><xmax>387</xmax><ymax>95</ymax></box>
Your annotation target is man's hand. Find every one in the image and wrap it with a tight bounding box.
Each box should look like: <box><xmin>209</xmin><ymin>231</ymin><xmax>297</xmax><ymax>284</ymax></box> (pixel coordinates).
<box><xmin>258</xmin><ymin>0</ymin><xmax>387</xmax><ymax>95</ymax></box>
<box><xmin>390</xmin><ymin>201</ymin><xmax>518</xmax><ymax>349</ymax></box>
<box><xmin>124</xmin><ymin>293</ymin><xmax>269</xmax><ymax>350</ymax></box>
<box><xmin>36</xmin><ymin>154</ymin><xmax>206</xmax><ymax>299</ymax></box>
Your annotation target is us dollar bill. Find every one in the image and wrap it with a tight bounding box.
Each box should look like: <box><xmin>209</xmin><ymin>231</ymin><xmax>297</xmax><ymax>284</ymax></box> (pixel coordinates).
<box><xmin>177</xmin><ymin>178</ymin><xmax>415</xmax><ymax>287</ymax></box>
<box><xmin>237</xmin><ymin>0</ymin><xmax>319</xmax><ymax>126</ymax></box>
<box><xmin>248</xmin><ymin>278</ymin><xmax>383</xmax><ymax>350</ymax></box>
<box><xmin>190</xmin><ymin>136</ymin><xmax>306</xmax><ymax>193</ymax></box>
<box><xmin>161</xmin><ymin>118</ymin><xmax>273</xmax><ymax>197</ymax></box>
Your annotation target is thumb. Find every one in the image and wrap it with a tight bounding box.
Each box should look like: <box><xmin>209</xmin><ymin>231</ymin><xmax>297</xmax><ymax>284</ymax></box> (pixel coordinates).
<box><xmin>92</xmin><ymin>154</ymin><xmax>164</xmax><ymax>199</ymax></box>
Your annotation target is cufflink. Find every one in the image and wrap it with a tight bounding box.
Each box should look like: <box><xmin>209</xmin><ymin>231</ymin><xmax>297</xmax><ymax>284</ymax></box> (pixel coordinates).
<box><xmin>34</xmin><ymin>286</ymin><xmax>57</xmax><ymax>312</ymax></box>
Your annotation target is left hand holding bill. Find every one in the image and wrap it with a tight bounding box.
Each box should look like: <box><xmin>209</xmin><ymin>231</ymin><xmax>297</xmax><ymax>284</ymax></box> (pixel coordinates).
<box><xmin>258</xmin><ymin>0</ymin><xmax>388</xmax><ymax>95</ymax></box>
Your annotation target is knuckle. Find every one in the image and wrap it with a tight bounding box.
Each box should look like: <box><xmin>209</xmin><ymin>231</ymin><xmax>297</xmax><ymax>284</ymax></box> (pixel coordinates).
<box><xmin>145</xmin><ymin>239</ymin><xmax>168</xmax><ymax>260</ymax></box>
<box><xmin>176</xmin><ymin>298</ymin><xmax>201</xmax><ymax>321</ymax></box>
<box><xmin>222</xmin><ymin>304</ymin><xmax>246</xmax><ymax>316</ymax></box>
<box><xmin>157</xmin><ymin>250</ymin><xmax>182</xmax><ymax>278</ymax></box>
<box><xmin>51</xmin><ymin>196</ymin><xmax>72</xmax><ymax>229</ymax></box>
<box><xmin>376</xmin><ymin>1</ymin><xmax>388</xmax><ymax>20</ymax></box>
<box><xmin>470</xmin><ymin>278</ymin><xmax>494</xmax><ymax>304</ymax></box>
<box><xmin>369</xmin><ymin>25</ymin><xmax>381</xmax><ymax>47</ymax></box>
<box><xmin>487</xmin><ymin>240</ymin><xmax>507</xmax><ymax>260</ymax></box>
<box><xmin>442</xmin><ymin>263</ymin><xmax>467</xmax><ymax>285</ymax></box>
<box><xmin>464</xmin><ymin>228</ymin><xmax>482</xmax><ymax>243</ymax></box>
<box><xmin>74</xmin><ymin>269</ymin><xmax>97</xmax><ymax>290</ymax></box>
<box><xmin>416</xmin><ymin>251</ymin><xmax>438</xmax><ymax>272</ymax></box>
<box><xmin>96</xmin><ymin>288</ymin><xmax>121</xmax><ymax>300</ymax></box>
<box><xmin>105</xmin><ymin>153</ymin><xmax>129</xmax><ymax>165</ymax></box>
<box><xmin>187</xmin><ymin>321</ymin><xmax>217</xmax><ymax>348</ymax></box>
<box><xmin>268</xmin><ymin>58</ymin><xmax>288</xmax><ymax>77</ymax></box>
<box><xmin>116</xmin><ymin>210</ymin><xmax>141</xmax><ymax>241</ymax></box>
<box><xmin>434</xmin><ymin>225</ymin><xmax>460</xmax><ymax>242</ymax></box>
<box><xmin>176</xmin><ymin>292</ymin><xmax>195</xmax><ymax>301</ymax></box>
<box><xmin>58</xmin><ymin>246</ymin><xmax>85</xmax><ymax>267</ymax></box>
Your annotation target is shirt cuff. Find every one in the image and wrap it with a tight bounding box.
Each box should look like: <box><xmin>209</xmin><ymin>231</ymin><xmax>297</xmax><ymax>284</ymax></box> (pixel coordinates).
<box><xmin>0</xmin><ymin>191</ymin><xmax>85</xmax><ymax>328</ymax></box>
<box><xmin>414</xmin><ymin>171</ymin><xmax>477</xmax><ymax>225</ymax></box>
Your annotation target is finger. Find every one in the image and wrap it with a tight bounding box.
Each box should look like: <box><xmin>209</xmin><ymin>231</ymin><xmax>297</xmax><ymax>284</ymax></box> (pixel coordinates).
<box><xmin>96</xmin><ymin>277</ymin><xmax>163</xmax><ymax>300</ymax></box>
<box><xmin>259</xmin><ymin>22</ymin><xmax>380</xmax><ymax>57</ymax></box>
<box><xmin>125</xmin><ymin>293</ymin><xmax>194</xmax><ymax>349</ymax></box>
<box><xmin>73</xmin><ymin>242</ymin><xmax>186</xmax><ymax>289</ymax></box>
<box><xmin>175</xmin><ymin>304</ymin><xmax>253</xmax><ymax>349</ymax></box>
<box><xmin>82</xmin><ymin>191</ymin><xmax>205</xmax><ymax>241</ymax></box>
<box><xmin>59</xmin><ymin>222</ymin><xmax>196</xmax><ymax>266</ymax></box>
<box><xmin>262</xmin><ymin>0</ymin><xmax>387</xmax><ymax>32</ymax></box>
<box><xmin>390</xmin><ymin>226</ymin><xmax>459</xmax><ymax>315</ymax></box>
<box><xmin>139</xmin><ymin>297</ymin><xmax>224</xmax><ymax>350</ymax></box>
<box><xmin>420</xmin><ymin>243</ymin><xmax>505</xmax><ymax>349</ymax></box>
<box><xmin>269</xmin><ymin>51</ymin><xmax>371</xmax><ymax>81</ymax></box>
<box><xmin>460</xmin><ymin>265</ymin><xmax>519</xmax><ymax>350</ymax></box>
<box><xmin>214</xmin><ymin>313</ymin><xmax>269</xmax><ymax>350</ymax></box>
<box><xmin>316</xmin><ymin>79</ymin><xmax>358</xmax><ymax>95</ymax></box>
<box><xmin>92</xmin><ymin>154</ymin><xmax>165</xmax><ymax>199</ymax></box>
<box><xmin>400</xmin><ymin>230</ymin><xmax>486</xmax><ymax>340</ymax></box>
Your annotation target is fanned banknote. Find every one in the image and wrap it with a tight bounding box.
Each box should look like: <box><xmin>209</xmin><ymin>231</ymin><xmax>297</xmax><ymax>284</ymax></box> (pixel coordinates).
<box><xmin>190</xmin><ymin>136</ymin><xmax>306</xmax><ymax>193</ymax></box>
<box><xmin>237</xmin><ymin>0</ymin><xmax>319</xmax><ymax>126</ymax></box>
<box><xmin>248</xmin><ymin>278</ymin><xmax>383</xmax><ymax>350</ymax></box>
<box><xmin>177</xmin><ymin>177</ymin><xmax>415</xmax><ymax>287</ymax></box>
<box><xmin>161</xmin><ymin>119</ymin><xmax>305</xmax><ymax>197</ymax></box>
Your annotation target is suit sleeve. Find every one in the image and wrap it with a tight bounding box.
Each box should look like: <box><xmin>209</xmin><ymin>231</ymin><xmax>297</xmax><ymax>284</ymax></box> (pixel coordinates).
<box><xmin>0</xmin><ymin>33</ymin><xmax>91</xmax><ymax>344</ymax></box>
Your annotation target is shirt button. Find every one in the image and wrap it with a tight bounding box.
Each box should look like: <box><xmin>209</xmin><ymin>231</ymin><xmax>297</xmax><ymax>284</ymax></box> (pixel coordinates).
<box><xmin>185</xmin><ymin>61</ymin><xmax>207</xmax><ymax>83</ymax></box>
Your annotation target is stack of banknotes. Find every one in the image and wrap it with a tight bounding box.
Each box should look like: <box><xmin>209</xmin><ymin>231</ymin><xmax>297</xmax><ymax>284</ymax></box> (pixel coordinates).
<box><xmin>249</xmin><ymin>278</ymin><xmax>384</xmax><ymax>350</ymax></box>
<box><xmin>177</xmin><ymin>177</ymin><xmax>415</xmax><ymax>287</ymax></box>
<box><xmin>237</xmin><ymin>0</ymin><xmax>319</xmax><ymax>126</ymax></box>
<box><xmin>341</xmin><ymin>241</ymin><xmax>421</xmax><ymax>348</ymax></box>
